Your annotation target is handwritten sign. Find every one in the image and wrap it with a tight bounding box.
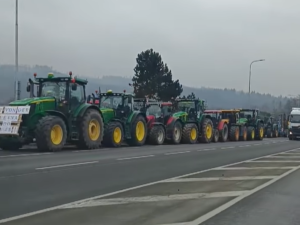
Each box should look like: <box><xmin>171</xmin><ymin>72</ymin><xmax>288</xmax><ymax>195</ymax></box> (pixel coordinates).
<box><xmin>0</xmin><ymin>114</ymin><xmax>20</xmax><ymax>123</ymax></box>
<box><xmin>0</xmin><ymin>106</ymin><xmax>30</xmax><ymax>114</ymax></box>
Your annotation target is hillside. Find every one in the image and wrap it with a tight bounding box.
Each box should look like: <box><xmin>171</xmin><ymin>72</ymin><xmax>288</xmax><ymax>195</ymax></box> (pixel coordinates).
<box><xmin>0</xmin><ymin>65</ymin><xmax>290</xmax><ymax>113</ymax></box>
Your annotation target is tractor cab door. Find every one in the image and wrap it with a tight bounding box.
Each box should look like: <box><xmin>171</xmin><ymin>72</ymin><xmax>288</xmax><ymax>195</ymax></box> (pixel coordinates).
<box><xmin>69</xmin><ymin>83</ymin><xmax>85</xmax><ymax>114</ymax></box>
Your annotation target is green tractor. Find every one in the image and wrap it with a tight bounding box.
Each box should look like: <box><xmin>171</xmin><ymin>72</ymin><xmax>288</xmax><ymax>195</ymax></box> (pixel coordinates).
<box><xmin>166</xmin><ymin>98</ymin><xmax>214</xmax><ymax>144</ymax></box>
<box><xmin>88</xmin><ymin>90</ymin><xmax>148</xmax><ymax>147</ymax></box>
<box><xmin>236</xmin><ymin>108</ymin><xmax>265</xmax><ymax>140</ymax></box>
<box><xmin>0</xmin><ymin>72</ymin><xmax>104</xmax><ymax>151</ymax></box>
<box><xmin>264</xmin><ymin>116</ymin><xmax>279</xmax><ymax>138</ymax></box>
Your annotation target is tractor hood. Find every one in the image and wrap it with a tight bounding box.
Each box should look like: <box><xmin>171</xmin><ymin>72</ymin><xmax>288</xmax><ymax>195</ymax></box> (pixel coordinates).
<box><xmin>9</xmin><ymin>97</ymin><xmax>55</xmax><ymax>106</ymax></box>
<box><xmin>172</xmin><ymin>111</ymin><xmax>188</xmax><ymax>118</ymax></box>
<box><xmin>237</xmin><ymin>118</ymin><xmax>248</xmax><ymax>124</ymax></box>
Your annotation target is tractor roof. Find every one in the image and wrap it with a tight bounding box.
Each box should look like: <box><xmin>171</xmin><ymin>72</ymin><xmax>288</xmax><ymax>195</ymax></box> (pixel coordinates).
<box><xmin>238</xmin><ymin>108</ymin><xmax>259</xmax><ymax>111</ymax></box>
<box><xmin>99</xmin><ymin>90</ymin><xmax>133</xmax><ymax>97</ymax></box>
<box><xmin>220</xmin><ymin>109</ymin><xmax>240</xmax><ymax>113</ymax></box>
<box><xmin>34</xmin><ymin>72</ymin><xmax>88</xmax><ymax>85</ymax></box>
<box><xmin>204</xmin><ymin>110</ymin><xmax>221</xmax><ymax>113</ymax></box>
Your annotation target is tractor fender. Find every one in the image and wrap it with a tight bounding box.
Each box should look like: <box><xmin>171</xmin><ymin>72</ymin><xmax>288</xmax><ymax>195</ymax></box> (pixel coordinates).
<box><xmin>77</xmin><ymin>104</ymin><xmax>103</xmax><ymax>119</ymax></box>
<box><xmin>146</xmin><ymin>115</ymin><xmax>156</xmax><ymax>129</ymax></box>
<box><xmin>127</xmin><ymin>112</ymin><xmax>147</xmax><ymax>126</ymax></box>
<box><xmin>217</xmin><ymin>120</ymin><xmax>227</xmax><ymax>131</ymax></box>
<box><xmin>110</xmin><ymin>118</ymin><xmax>126</xmax><ymax>131</ymax></box>
<box><xmin>45</xmin><ymin>110</ymin><xmax>69</xmax><ymax>132</ymax></box>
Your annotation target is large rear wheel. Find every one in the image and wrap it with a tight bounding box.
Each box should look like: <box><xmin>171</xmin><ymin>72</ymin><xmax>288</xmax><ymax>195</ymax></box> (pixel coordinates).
<box><xmin>219</xmin><ymin>123</ymin><xmax>228</xmax><ymax>142</ymax></box>
<box><xmin>247</xmin><ymin>127</ymin><xmax>255</xmax><ymax>140</ymax></box>
<box><xmin>169</xmin><ymin>121</ymin><xmax>182</xmax><ymax>144</ymax></box>
<box><xmin>239</xmin><ymin>126</ymin><xmax>247</xmax><ymax>141</ymax></box>
<box><xmin>229</xmin><ymin>126</ymin><xmax>239</xmax><ymax>141</ymax></box>
<box><xmin>212</xmin><ymin>129</ymin><xmax>219</xmax><ymax>143</ymax></box>
<box><xmin>36</xmin><ymin>115</ymin><xmax>67</xmax><ymax>152</ymax></box>
<box><xmin>256</xmin><ymin>123</ymin><xmax>264</xmax><ymax>140</ymax></box>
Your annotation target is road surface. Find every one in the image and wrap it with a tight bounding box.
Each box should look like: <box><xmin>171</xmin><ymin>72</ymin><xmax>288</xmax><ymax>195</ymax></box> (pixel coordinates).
<box><xmin>0</xmin><ymin>138</ymin><xmax>299</xmax><ymax>225</ymax></box>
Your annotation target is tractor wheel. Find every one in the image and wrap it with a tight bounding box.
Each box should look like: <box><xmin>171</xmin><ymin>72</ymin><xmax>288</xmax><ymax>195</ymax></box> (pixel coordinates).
<box><xmin>219</xmin><ymin>123</ymin><xmax>228</xmax><ymax>142</ymax></box>
<box><xmin>128</xmin><ymin>115</ymin><xmax>147</xmax><ymax>146</ymax></box>
<box><xmin>77</xmin><ymin>109</ymin><xmax>104</xmax><ymax>149</ymax></box>
<box><xmin>267</xmin><ymin>128</ymin><xmax>272</xmax><ymax>138</ymax></box>
<box><xmin>247</xmin><ymin>127</ymin><xmax>255</xmax><ymax>140</ymax></box>
<box><xmin>148</xmin><ymin>125</ymin><xmax>165</xmax><ymax>145</ymax></box>
<box><xmin>229</xmin><ymin>126</ymin><xmax>239</xmax><ymax>141</ymax></box>
<box><xmin>256</xmin><ymin>123</ymin><xmax>264</xmax><ymax>140</ymax></box>
<box><xmin>182</xmin><ymin>124</ymin><xmax>198</xmax><ymax>144</ymax></box>
<box><xmin>212</xmin><ymin>129</ymin><xmax>219</xmax><ymax>143</ymax></box>
<box><xmin>239</xmin><ymin>126</ymin><xmax>247</xmax><ymax>141</ymax></box>
<box><xmin>35</xmin><ymin>115</ymin><xmax>67</xmax><ymax>152</ymax></box>
<box><xmin>103</xmin><ymin>121</ymin><xmax>124</xmax><ymax>147</ymax></box>
<box><xmin>200</xmin><ymin>118</ymin><xmax>213</xmax><ymax>143</ymax></box>
<box><xmin>169</xmin><ymin>121</ymin><xmax>182</xmax><ymax>144</ymax></box>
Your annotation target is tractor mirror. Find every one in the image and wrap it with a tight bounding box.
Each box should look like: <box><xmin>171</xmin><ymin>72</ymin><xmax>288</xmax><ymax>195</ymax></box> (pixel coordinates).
<box><xmin>71</xmin><ymin>84</ymin><xmax>77</xmax><ymax>91</ymax></box>
<box><xmin>87</xmin><ymin>95</ymin><xmax>91</xmax><ymax>103</ymax></box>
<box><xmin>26</xmin><ymin>84</ymin><xmax>31</xmax><ymax>92</ymax></box>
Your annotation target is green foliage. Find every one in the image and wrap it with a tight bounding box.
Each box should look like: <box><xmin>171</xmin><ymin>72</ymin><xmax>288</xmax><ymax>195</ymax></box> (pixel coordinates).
<box><xmin>132</xmin><ymin>49</ymin><xmax>183</xmax><ymax>101</ymax></box>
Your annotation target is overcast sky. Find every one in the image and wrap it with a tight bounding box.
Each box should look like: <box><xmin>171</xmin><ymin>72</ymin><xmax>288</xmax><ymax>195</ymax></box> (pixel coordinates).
<box><xmin>0</xmin><ymin>0</ymin><xmax>299</xmax><ymax>96</ymax></box>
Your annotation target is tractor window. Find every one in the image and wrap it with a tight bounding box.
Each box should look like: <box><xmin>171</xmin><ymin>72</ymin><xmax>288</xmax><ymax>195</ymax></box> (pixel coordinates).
<box><xmin>70</xmin><ymin>84</ymin><xmax>84</xmax><ymax>106</ymax></box>
<box><xmin>177</xmin><ymin>101</ymin><xmax>195</xmax><ymax>112</ymax></box>
<box><xmin>240</xmin><ymin>111</ymin><xmax>253</xmax><ymax>118</ymax></box>
<box><xmin>40</xmin><ymin>81</ymin><xmax>66</xmax><ymax>100</ymax></box>
<box><xmin>146</xmin><ymin>105</ymin><xmax>161</xmax><ymax>118</ymax></box>
<box><xmin>100</xmin><ymin>96</ymin><xmax>123</xmax><ymax>109</ymax></box>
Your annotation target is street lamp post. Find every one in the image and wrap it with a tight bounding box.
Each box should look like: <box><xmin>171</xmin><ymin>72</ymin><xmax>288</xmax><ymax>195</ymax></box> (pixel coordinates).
<box><xmin>14</xmin><ymin>0</ymin><xmax>19</xmax><ymax>100</ymax></box>
<box><xmin>248</xmin><ymin>59</ymin><xmax>265</xmax><ymax>105</ymax></box>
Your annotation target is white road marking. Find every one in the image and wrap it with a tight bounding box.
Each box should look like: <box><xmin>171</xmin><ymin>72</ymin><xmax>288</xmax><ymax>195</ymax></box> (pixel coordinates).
<box><xmin>253</xmin><ymin>144</ymin><xmax>261</xmax><ymax>146</ymax></box>
<box><xmin>164</xmin><ymin>176</ymin><xmax>276</xmax><ymax>182</ymax></box>
<box><xmin>71</xmin><ymin>148</ymin><xmax>109</xmax><ymax>153</ymax></box>
<box><xmin>35</xmin><ymin>161</ymin><xmax>99</xmax><ymax>170</ymax></box>
<box><xmin>0</xmin><ymin>153</ymin><xmax>52</xmax><ymax>158</ymax></box>
<box><xmin>165</xmin><ymin>151</ymin><xmax>190</xmax><ymax>155</ymax></box>
<box><xmin>197</xmin><ymin>148</ymin><xmax>216</xmax><ymax>151</ymax></box>
<box><xmin>212</xmin><ymin>166</ymin><xmax>297</xmax><ymax>170</ymax></box>
<box><xmin>250</xmin><ymin>160</ymin><xmax>300</xmax><ymax>163</ymax></box>
<box><xmin>276</xmin><ymin>152</ymin><xmax>300</xmax><ymax>155</ymax></box>
<box><xmin>1</xmin><ymin>148</ymin><xmax>298</xmax><ymax>224</ymax></box>
<box><xmin>62</xmin><ymin>191</ymin><xmax>249</xmax><ymax>208</ymax></box>
<box><xmin>267</xmin><ymin>155</ymin><xmax>300</xmax><ymax>159</ymax></box>
<box><xmin>116</xmin><ymin>155</ymin><xmax>155</xmax><ymax>160</ymax></box>
<box><xmin>188</xmin><ymin>165</ymin><xmax>300</xmax><ymax>224</ymax></box>
<box><xmin>221</xmin><ymin>147</ymin><xmax>235</xmax><ymax>149</ymax></box>
<box><xmin>238</xmin><ymin>145</ymin><xmax>250</xmax><ymax>148</ymax></box>
<box><xmin>156</xmin><ymin>223</ymin><xmax>188</xmax><ymax>225</ymax></box>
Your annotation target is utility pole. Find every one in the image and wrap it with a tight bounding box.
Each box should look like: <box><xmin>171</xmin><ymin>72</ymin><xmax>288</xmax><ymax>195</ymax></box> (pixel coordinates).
<box><xmin>15</xmin><ymin>0</ymin><xmax>20</xmax><ymax>100</ymax></box>
<box><xmin>248</xmin><ymin>59</ymin><xmax>265</xmax><ymax>106</ymax></box>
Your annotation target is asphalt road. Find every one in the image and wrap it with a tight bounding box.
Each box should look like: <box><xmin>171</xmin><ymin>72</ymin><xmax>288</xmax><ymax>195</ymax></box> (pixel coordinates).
<box><xmin>1</xmin><ymin>137</ymin><xmax>299</xmax><ymax>224</ymax></box>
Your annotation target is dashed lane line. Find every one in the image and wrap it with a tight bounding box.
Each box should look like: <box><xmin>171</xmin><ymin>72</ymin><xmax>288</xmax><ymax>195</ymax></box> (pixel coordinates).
<box><xmin>165</xmin><ymin>151</ymin><xmax>191</xmax><ymax>155</ymax></box>
<box><xmin>116</xmin><ymin>155</ymin><xmax>155</xmax><ymax>160</ymax></box>
<box><xmin>35</xmin><ymin>161</ymin><xmax>99</xmax><ymax>170</ymax></box>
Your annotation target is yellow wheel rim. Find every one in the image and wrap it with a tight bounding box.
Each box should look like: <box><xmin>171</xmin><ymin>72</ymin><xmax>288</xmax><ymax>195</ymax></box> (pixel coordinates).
<box><xmin>136</xmin><ymin>121</ymin><xmax>145</xmax><ymax>142</ymax></box>
<box><xmin>235</xmin><ymin>128</ymin><xmax>239</xmax><ymax>139</ymax></box>
<box><xmin>251</xmin><ymin>130</ymin><xmax>255</xmax><ymax>139</ymax></box>
<box><xmin>88</xmin><ymin>119</ymin><xmax>100</xmax><ymax>141</ymax></box>
<box><xmin>51</xmin><ymin>125</ymin><xmax>63</xmax><ymax>145</ymax></box>
<box><xmin>113</xmin><ymin>127</ymin><xmax>122</xmax><ymax>144</ymax></box>
<box><xmin>243</xmin><ymin>129</ymin><xmax>247</xmax><ymax>139</ymax></box>
<box><xmin>190</xmin><ymin>127</ymin><xmax>197</xmax><ymax>140</ymax></box>
<box><xmin>206</xmin><ymin>124</ymin><xmax>212</xmax><ymax>139</ymax></box>
<box><xmin>259</xmin><ymin>127</ymin><xmax>263</xmax><ymax>137</ymax></box>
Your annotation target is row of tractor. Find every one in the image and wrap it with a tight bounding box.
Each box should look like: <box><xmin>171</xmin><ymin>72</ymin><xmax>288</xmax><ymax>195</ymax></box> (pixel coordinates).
<box><xmin>0</xmin><ymin>73</ymin><xmax>282</xmax><ymax>152</ymax></box>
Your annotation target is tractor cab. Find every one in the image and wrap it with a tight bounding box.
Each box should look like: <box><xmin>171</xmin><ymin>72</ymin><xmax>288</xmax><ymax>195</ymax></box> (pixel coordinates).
<box><xmin>238</xmin><ymin>108</ymin><xmax>259</xmax><ymax>124</ymax></box>
<box><xmin>174</xmin><ymin>98</ymin><xmax>206</xmax><ymax>121</ymax></box>
<box><xmin>98</xmin><ymin>90</ymin><xmax>133</xmax><ymax>120</ymax></box>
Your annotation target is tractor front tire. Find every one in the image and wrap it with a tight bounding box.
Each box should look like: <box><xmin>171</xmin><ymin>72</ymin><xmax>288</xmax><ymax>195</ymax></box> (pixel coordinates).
<box><xmin>128</xmin><ymin>115</ymin><xmax>147</xmax><ymax>146</ymax></box>
<box><xmin>169</xmin><ymin>121</ymin><xmax>182</xmax><ymax>144</ymax></box>
<box><xmin>247</xmin><ymin>127</ymin><xmax>255</xmax><ymax>140</ymax></box>
<box><xmin>229</xmin><ymin>126</ymin><xmax>239</xmax><ymax>141</ymax></box>
<box><xmin>36</xmin><ymin>116</ymin><xmax>67</xmax><ymax>152</ymax></box>
<box><xmin>256</xmin><ymin>123</ymin><xmax>264</xmax><ymax>140</ymax></box>
<box><xmin>212</xmin><ymin>129</ymin><xmax>219</xmax><ymax>143</ymax></box>
<box><xmin>182</xmin><ymin>124</ymin><xmax>198</xmax><ymax>144</ymax></box>
<box><xmin>219</xmin><ymin>124</ymin><xmax>228</xmax><ymax>142</ymax></box>
<box><xmin>77</xmin><ymin>109</ymin><xmax>104</xmax><ymax>149</ymax></box>
<box><xmin>148</xmin><ymin>125</ymin><xmax>165</xmax><ymax>145</ymax></box>
<box><xmin>200</xmin><ymin>118</ymin><xmax>214</xmax><ymax>143</ymax></box>
<box><xmin>103</xmin><ymin>121</ymin><xmax>124</xmax><ymax>147</ymax></box>
<box><xmin>239</xmin><ymin>126</ymin><xmax>247</xmax><ymax>141</ymax></box>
